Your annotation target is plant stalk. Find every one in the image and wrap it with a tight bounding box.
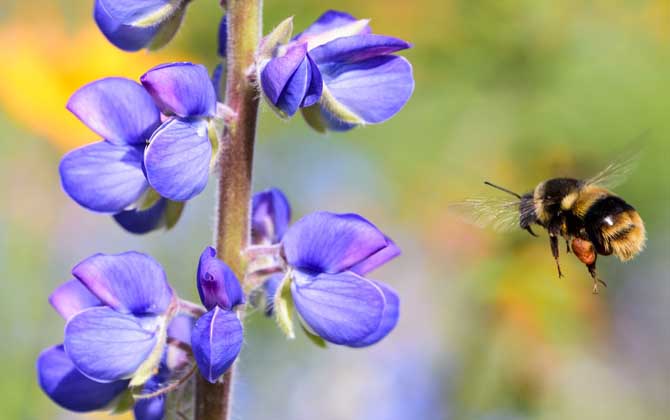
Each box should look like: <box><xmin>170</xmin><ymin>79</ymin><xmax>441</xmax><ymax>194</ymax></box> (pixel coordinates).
<box><xmin>195</xmin><ymin>1</ymin><xmax>262</xmax><ymax>419</ymax></box>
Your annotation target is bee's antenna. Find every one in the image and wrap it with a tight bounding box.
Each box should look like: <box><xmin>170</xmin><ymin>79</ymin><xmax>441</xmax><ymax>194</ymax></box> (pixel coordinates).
<box><xmin>484</xmin><ymin>181</ymin><xmax>522</xmax><ymax>199</ymax></box>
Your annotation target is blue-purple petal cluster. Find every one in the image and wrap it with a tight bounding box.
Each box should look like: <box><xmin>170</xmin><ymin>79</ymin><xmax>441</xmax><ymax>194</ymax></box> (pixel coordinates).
<box><xmin>37</xmin><ymin>252</ymin><xmax>179</xmax><ymax>416</ymax></box>
<box><xmin>251</xmin><ymin>188</ymin><xmax>291</xmax><ymax>245</ymax></box>
<box><xmin>94</xmin><ymin>0</ymin><xmax>190</xmax><ymax>51</ymax></box>
<box><xmin>258</xmin><ymin>10</ymin><xmax>414</xmax><ymax>130</ymax></box>
<box><xmin>280</xmin><ymin>212</ymin><xmax>400</xmax><ymax>346</ymax></box>
<box><xmin>60</xmin><ymin>63</ymin><xmax>217</xmax><ymax>233</ymax></box>
<box><xmin>192</xmin><ymin>247</ymin><xmax>244</xmax><ymax>383</ymax></box>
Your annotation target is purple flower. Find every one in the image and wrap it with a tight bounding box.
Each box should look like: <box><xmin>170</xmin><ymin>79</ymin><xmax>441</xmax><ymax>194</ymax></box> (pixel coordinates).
<box><xmin>197</xmin><ymin>247</ymin><xmax>245</xmax><ymax>310</ymax></box>
<box><xmin>94</xmin><ymin>0</ymin><xmax>191</xmax><ymax>51</ymax></box>
<box><xmin>192</xmin><ymin>248</ymin><xmax>244</xmax><ymax>383</ymax></box>
<box><xmin>257</xmin><ymin>10</ymin><xmax>414</xmax><ymax>130</ymax></box>
<box><xmin>60</xmin><ymin>62</ymin><xmax>216</xmax><ymax>233</ymax></box>
<box><xmin>37</xmin><ymin>252</ymin><xmax>181</xmax><ymax>416</ymax></box>
<box><xmin>251</xmin><ymin>188</ymin><xmax>291</xmax><ymax>245</ymax></box>
<box><xmin>278</xmin><ymin>212</ymin><xmax>400</xmax><ymax>347</ymax></box>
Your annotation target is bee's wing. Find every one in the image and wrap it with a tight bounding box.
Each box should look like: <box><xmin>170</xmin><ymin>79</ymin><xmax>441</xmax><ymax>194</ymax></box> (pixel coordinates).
<box><xmin>584</xmin><ymin>152</ymin><xmax>641</xmax><ymax>190</ymax></box>
<box><xmin>449</xmin><ymin>197</ymin><xmax>524</xmax><ymax>232</ymax></box>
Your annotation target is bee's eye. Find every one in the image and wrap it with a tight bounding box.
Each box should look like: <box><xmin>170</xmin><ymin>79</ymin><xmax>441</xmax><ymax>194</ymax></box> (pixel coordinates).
<box><xmin>603</xmin><ymin>216</ymin><xmax>615</xmax><ymax>226</ymax></box>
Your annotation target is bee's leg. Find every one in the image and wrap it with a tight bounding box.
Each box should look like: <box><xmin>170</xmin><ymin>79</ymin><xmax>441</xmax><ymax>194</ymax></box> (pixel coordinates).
<box><xmin>549</xmin><ymin>235</ymin><xmax>563</xmax><ymax>278</ymax></box>
<box><xmin>586</xmin><ymin>260</ymin><xmax>607</xmax><ymax>294</ymax></box>
<box><xmin>565</xmin><ymin>239</ymin><xmax>571</xmax><ymax>253</ymax></box>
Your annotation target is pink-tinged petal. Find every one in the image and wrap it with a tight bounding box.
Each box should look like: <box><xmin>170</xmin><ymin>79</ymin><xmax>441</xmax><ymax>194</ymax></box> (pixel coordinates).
<box><xmin>197</xmin><ymin>247</ymin><xmax>244</xmax><ymax>310</ymax></box>
<box><xmin>295</xmin><ymin>10</ymin><xmax>371</xmax><ymax>49</ymax></box>
<box><xmin>350</xmin><ymin>237</ymin><xmax>401</xmax><ymax>275</ymax></box>
<box><xmin>291</xmin><ymin>271</ymin><xmax>384</xmax><ymax>345</ymax></box>
<box><xmin>309</xmin><ymin>34</ymin><xmax>411</xmax><ymax>64</ymax></box>
<box><xmin>49</xmin><ymin>279</ymin><xmax>103</xmax><ymax>320</ymax></box>
<box><xmin>64</xmin><ymin>307</ymin><xmax>159</xmax><ymax>382</ymax></box>
<box><xmin>59</xmin><ymin>141</ymin><xmax>149</xmax><ymax>213</ymax></box>
<box><xmin>72</xmin><ymin>252</ymin><xmax>173</xmax><ymax>315</ymax></box>
<box><xmin>37</xmin><ymin>345</ymin><xmax>128</xmax><ymax>412</ymax></box>
<box><xmin>141</xmin><ymin>62</ymin><xmax>217</xmax><ymax>118</ymax></box>
<box><xmin>67</xmin><ymin>77</ymin><xmax>160</xmax><ymax>145</ymax></box>
<box><xmin>191</xmin><ymin>307</ymin><xmax>243</xmax><ymax>383</ymax></box>
<box><xmin>144</xmin><ymin>118</ymin><xmax>212</xmax><ymax>201</ymax></box>
<box><xmin>348</xmin><ymin>281</ymin><xmax>399</xmax><ymax>347</ymax></box>
<box><xmin>282</xmin><ymin>212</ymin><xmax>388</xmax><ymax>274</ymax></box>
<box><xmin>298</xmin><ymin>10</ymin><xmax>369</xmax><ymax>38</ymax></box>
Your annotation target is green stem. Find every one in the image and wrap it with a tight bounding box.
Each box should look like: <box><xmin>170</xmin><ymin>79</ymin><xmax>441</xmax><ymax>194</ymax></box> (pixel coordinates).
<box><xmin>195</xmin><ymin>1</ymin><xmax>262</xmax><ymax>420</ymax></box>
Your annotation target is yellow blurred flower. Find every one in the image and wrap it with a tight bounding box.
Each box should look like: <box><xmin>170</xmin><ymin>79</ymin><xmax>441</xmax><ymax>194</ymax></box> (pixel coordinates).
<box><xmin>0</xmin><ymin>10</ymin><xmax>192</xmax><ymax>151</ymax></box>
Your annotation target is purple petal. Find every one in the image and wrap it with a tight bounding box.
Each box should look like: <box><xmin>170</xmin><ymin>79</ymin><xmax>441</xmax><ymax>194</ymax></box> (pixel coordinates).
<box><xmin>260</xmin><ymin>43</ymin><xmax>307</xmax><ymax>106</ymax></box>
<box><xmin>144</xmin><ymin>118</ymin><xmax>212</xmax><ymax>201</ymax></box>
<box><xmin>64</xmin><ymin>307</ymin><xmax>159</xmax><ymax>382</ymax></box>
<box><xmin>318</xmin><ymin>55</ymin><xmax>414</xmax><ymax>124</ymax></box>
<box><xmin>59</xmin><ymin>141</ymin><xmax>149</xmax><ymax>213</ymax></box>
<box><xmin>350</xmin><ymin>237</ymin><xmax>401</xmax><ymax>275</ymax></box>
<box><xmin>67</xmin><ymin>77</ymin><xmax>160</xmax><ymax>145</ymax></box>
<box><xmin>133</xmin><ymin>375</ymin><xmax>165</xmax><ymax>420</ymax></box>
<box><xmin>141</xmin><ymin>63</ymin><xmax>217</xmax><ymax>118</ymax></box>
<box><xmin>72</xmin><ymin>252</ymin><xmax>173</xmax><ymax>315</ymax></box>
<box><xmin>291</xmin><ymin>271</ymin><xmax>384</xmax><ymax>345</ymax></box>
<box><xmin>191</xmin><ymin>307</ymin><xmax>243</xmax><ymax>383</ymax></box>
<box><xmin>282</xmin><ymin>212</ymin><xmax>388</xmax><ymax>274</ymax></box>
<box><xmin>212</xmin><ymin>63</ymin><xmax>224</xmax><ymax>101</ymax></box>
<box><xmin>309</xmin><ymin>34</ymin><xmax>411</xmax><ymax>64</ymax></box>
<box><xmin>97</xmin><ymin>0</ymin><xmax>178</xmax><ymax>24</ymax></box>
<box><xmin>218</xmin><ymin>14</ymin><xmax>227</xmax><ymax>57</ymax></box>
<box><xmin>302</xmin><ymin>53</ymin><xmax>323</xmax><ymax>107</ymax></box>
<box><xmin>113</xmin><ymin>198</ymin><xmax>168</xmax><ymax>234</ymax></box>
<box><xmin>49</xmin><ymin>279</ymin><xmax>102</xmax><ymax>320</ymax></box>
<box><xmin>349</xmin><ymin>281</ymin><xmax>399</xmax><ymax>347</ymax></box>
<box><xmin>197</xmin><ymin>247</ymin><xmax>244</xmax><ymax>310</ymax></box>
<box><xmin>167</xmin><ymin>314</ymin><xmax>194</xmax><ymax>344</ymax></box>
<box><xmin>275</xmin><ymin>54</ymin><xmax>313</xmax><ymax>116</ymax></box>
<box><xmin>298</xmin><ymin>10</ymin><xmax>368</xmax><ymax>37</ymax></box>
<box><xmin>37</xmin><ymin>345</ymin><xmax>128</xmax><ymax>412</ymax></box>
<box><xmin>94</xmin><ymin>1</ymin><xmax>159</xmax><ymax>51</ymax></box>
<box><xmin>251</xmin><ymin>188</ymin><xmax>291</xmax><ymax>244</ymax></box>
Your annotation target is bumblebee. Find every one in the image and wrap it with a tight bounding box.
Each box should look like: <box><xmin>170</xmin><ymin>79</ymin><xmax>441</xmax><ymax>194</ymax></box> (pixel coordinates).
<box><xmin>457</xmin><ymin>156</ymin><xmax>646</xmax><ymax>293</ymax></box>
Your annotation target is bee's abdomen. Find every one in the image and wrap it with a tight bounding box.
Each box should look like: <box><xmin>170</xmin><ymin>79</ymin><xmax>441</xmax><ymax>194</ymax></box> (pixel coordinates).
<box><xmin>583</xmin><ymin>195</ymin><xmax>646</xmax><ymax>261</ymax></box>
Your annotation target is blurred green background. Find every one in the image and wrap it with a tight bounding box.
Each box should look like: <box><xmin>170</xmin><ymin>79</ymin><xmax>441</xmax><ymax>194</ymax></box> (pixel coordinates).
<box><xmin>0</xmin><ymin>1</ymin><xmax>669</xmax><ymax>419</ymax></box>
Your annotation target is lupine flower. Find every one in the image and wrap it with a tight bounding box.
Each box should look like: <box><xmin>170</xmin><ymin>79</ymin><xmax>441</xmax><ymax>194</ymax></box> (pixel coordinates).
<box><xmin>251</xmin><ymin>188</ymin><xmax>291</xmax><ymax>245</ymax></box>
<box><xmin>94</xmin><ymin>0</ymin><xmax>192</xmax><ymax>51</ymax></box>
<box><xmin>191</xmin><ymin>247</ymin><xmax>244</xmax><ymax>383</ymax></box>
<box><xmin>276</xmin><ymin>212</ymin><xmax>400</xmax><ymax>347</ymax></box>
<box><xmin>257</xmin><ymin>10</ymin><xmax>414</xmax><ymax>131</ymax></box>
<box><xmin>37</xmin><ymin>252</ymin><xmax>180</xmax><ymax>418</ymax></box>
<box><xmin>60</xmin><ymin>62</ymin><xmax>217</xmax><ymax>233</ymax></box>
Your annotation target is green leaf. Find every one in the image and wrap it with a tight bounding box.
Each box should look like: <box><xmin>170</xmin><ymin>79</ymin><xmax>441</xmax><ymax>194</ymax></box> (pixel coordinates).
<box><xmin>133</xmin><ymin>0</ymin><xmax>182</xmax><ymax>27</ymax></box>
<box><xmin>135</xmin><ymin>187</ymin><xmax>162</xmax><ymax>211</ymax></box>
<box><xmin>301</xmin><ymin>105</ymin><xmax>327</xmax><ymax>133</ymax></box>
<box><xmin>110</xmin><ymin>388</ymin><xmax>134</xmax><ymax>414</ymax></box>
<box><xmin>164</xmin><ymin>200</ymin><xmax>185</xmax><ymax>230</ymax></box>
<box><xmin>300</xmin><ymin>324</ymin><xmax>327</xmax><ymax>348</ymax></box>
<box><xmin>258</xmin><ymin>16</ymin><xmax>294</xmax><ymax>60</ymax></box>
<box><xmin>273</xmin><ymin>272</ymin><xmax>295</xmax><ymax>339</ymax></box>
<box><xmin>147</xmin><ymin>5</ymin><xmax>187</xmax><ymax>51</ymax></box>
